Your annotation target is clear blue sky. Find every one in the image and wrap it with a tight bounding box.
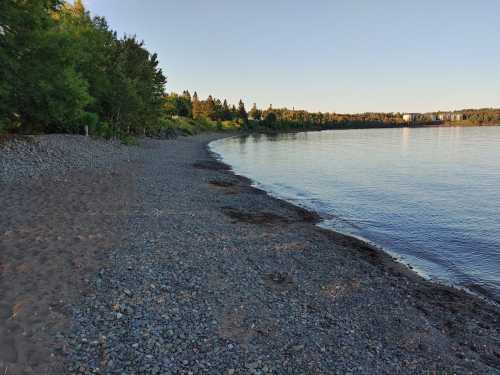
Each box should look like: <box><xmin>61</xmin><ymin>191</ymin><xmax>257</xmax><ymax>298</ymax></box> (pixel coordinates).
<box><xmin>83</xmin><ymin>0</ymin><xmax>500</xmax><ymax>113</ymax></box>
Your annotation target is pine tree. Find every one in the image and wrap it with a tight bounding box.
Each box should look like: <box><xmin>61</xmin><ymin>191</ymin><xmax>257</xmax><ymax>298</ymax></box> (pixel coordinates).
<box><xmin>204</xmin><ymin>95</ymin><xmax>216</xmax><ymax>119</ymax></box>
<box><xmin>214</xmin><ymin>98</ymin><xmax>223</xmax><ymax>120</ymax></box>
<box><xmin>222</xmin><ymin>99</ymin><xmax>231</xmax><ymax>120</ymax></box>
<box><xmin>192</xmin><ymin>91</ymin><xmax>200</xmax><ymax>118</ymax></box>
<box><xmin>249</xmin><ymin>103</ymin><xmax>261</xmax><ymax>120</ymax></box>
<box><xmin>182</xmin><ymin>90</ymin><xmax>191</xmax><ymax>101</ymax></box>
<box><xmin>237</xmin><ymin>99</ymin><xmax>248</xmax><ymax>124</ymax></box>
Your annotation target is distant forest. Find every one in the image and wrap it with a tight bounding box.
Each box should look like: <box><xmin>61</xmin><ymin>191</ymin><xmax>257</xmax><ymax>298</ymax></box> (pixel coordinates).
<box><xmin>1</xmin><ymin>1</ymin><xmax>499</xmax><ymax>139</ymax></box>
<box><xmin>164</xmin><ymin>91</ymin><xmax>500</xmax><ymax>131</ymax></box>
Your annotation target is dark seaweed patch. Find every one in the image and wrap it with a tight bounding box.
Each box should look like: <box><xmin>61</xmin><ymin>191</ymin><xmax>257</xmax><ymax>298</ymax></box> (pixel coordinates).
<box><xmin>221</xmin><ymin>207</ymin><xmax>289</xmax><ymax>225</ymax></box>
<box><xmin>193</xmin><ymin>160</ymin><xmax>230</xmax><ymax>171</ymax></box>
<box><xmin>209</xmin><ymin>179</ymin><xmax>237</xmax><ymax>188</ymax></box>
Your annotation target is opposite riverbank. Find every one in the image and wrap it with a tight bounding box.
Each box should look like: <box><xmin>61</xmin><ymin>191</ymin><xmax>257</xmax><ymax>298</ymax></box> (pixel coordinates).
<box><xmin>0</xmin><ymin>134</ymin><xmax>499</xmax><ymax>374</ymax></box>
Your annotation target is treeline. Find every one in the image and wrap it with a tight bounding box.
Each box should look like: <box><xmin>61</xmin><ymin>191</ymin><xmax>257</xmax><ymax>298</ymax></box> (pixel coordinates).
<box><xmin>163</xmin><ymin>92</ymin><xmax>410</xmax><ymax>131</ymax></box>
<box><xmin>459</xmin><ymin>109</ymin><xmax>500</xmax><ymax>124</ymax></box>
<box><xmin>163</xmin><ymin>91</ymin><xmax>247</xmax><ymax>122</ymax></box>
<box><xmin>165</xmin><ymin>91</ymin><xmax>500</xmax><ymax>132</ymax></box>
<box><xmin>0</xmin><ymin>0</ymin><xmax>166</xmax><ymax>137</ymax></box>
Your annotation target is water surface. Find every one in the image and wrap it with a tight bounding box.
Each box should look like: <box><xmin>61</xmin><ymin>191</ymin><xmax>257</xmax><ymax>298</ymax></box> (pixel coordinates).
<box><xmin>210</xmin><ymin>127</ymin><xmax>500</xmax><ymax>302</ymax></box>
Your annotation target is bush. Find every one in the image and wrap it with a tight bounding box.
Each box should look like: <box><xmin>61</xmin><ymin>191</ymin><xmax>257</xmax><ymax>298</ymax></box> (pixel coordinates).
<box><xmin>93</xmin><ymin>121</ymin><xmax>114</xmax><ymax>139</ymax></box>
<box><xmin>0</xmin><ymin>121</ymin><xmax>7</xmax><ymax>135</ymax></box>
<box><xmin>81</xmin><ymin>112</ymin><xmax>99</xmax><ymax>135</ymax></box>
<box><xmin>120</xmin><ymin>134</ymin><xmax>138</xmax><ymax>146</ymax></box>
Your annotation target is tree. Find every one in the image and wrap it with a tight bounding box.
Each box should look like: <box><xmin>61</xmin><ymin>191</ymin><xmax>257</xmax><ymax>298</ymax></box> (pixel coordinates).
<box><xmin>182</xmin><ymin>90</ymin><xmax>191</xmax><ymax>101</ymax></box>
<box><xmin>192</xmin><ymin>91</ymin><xmax>202</xmax><ymax>118</ymax></box>
<box><xmin>237</xmin><ymin>99</ymin><xmax>247</xmax><ymax>123</ymax></box>
<box><xmin>0</xmin><ymin>0</ymin><xmax>92</xmax><ymax>132</ymax></box>
<box><xmin>204</xmin><ymin>95</ymin><xmax>216</xmax><ymax>119</ymax></box>
<box><xmin>163</xmin><ymin>93</ymin><xmax>192</xmax><ymax>117</ymax></box>
<box><xmin>263</xmin><ymin>111</ymin><xmax>277</xmax><ymax>128</ymax></box>
<box><xmin>222</xmin><ymin>99</ymin><xmax>232</xmax><ymax>120</ymax></box>
<box><xmin>0</xmin><ymin>0</ymin><xmax>166</xmax><ymax>135</ymax></box>
<box><xmin>214</xmin><ymin>98</ymin><xmax>223</xmax><ymax>120</ymax></box>
<box><xmin>249</xmin><ymin>103</ymin><xmax>261</xmax><ymax>120</ymax></box>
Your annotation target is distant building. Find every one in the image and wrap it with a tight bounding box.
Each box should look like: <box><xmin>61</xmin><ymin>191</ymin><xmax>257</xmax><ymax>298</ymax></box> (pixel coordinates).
<box><xmin>427</xmin><ymin>114</ymin><xmax>438</xmax><ymax>122</ymax></box>
<box><xmin>437</xmin><ymin>112</ymin><xmax>464</xmax><ymax>122</ymax></box>
<box><xmin>403</xmin><ymin>113</ymin><xmax>419</xmax><ymax>122</ymax></box>
<box><xmin>438</xmin><ymin>113</ymin><xmax>449</xmax><ymax>121</ymax></box>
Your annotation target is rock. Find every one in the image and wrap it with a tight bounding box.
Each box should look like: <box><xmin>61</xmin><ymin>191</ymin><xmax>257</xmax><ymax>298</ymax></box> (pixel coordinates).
<box><xmin>247</xmin><ymin>361</ymin><xmax>260</xmax><ymax>370</ymax></box>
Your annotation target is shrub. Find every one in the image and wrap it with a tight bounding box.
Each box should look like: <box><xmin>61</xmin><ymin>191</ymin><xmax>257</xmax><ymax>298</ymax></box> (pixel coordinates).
<box><xmin>120</xmin><ymin>134</ymin><xmax>138</xmax><ymax>146</ymax></box>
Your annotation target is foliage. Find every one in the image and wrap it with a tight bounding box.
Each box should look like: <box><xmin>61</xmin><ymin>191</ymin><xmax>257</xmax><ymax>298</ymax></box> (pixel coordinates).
<box><xmin>164</xmin><ymin>92</ymin><xmax>192</xmax><ymax>117</ymax></box>
<box><xmin>0</xmin><ymin>0</ymin><xmax>166</xmax><ymax>136</ymax></box>
<box><xmin>154</xmin><ymin>117</ymin><xmax>239</xmax><ymax>137</ymax></box>
<box><xmin>237</xmin><ymin>100</ymin><xmax>248</xmax><ymax>123</ymax></box>
<box><xmin>120</xmin><ymin>134</ymin><xmax>139</xmax><ymax>146</ymax></box>
<box><xmin>249</xmin><ymin>103</ymin><xmax>262</xmax><ymax>121</ymax></box>
<box><xmin>460</xmin><ymin>109</ymin><xmax>500</xmax><ymax>124</ymax></box>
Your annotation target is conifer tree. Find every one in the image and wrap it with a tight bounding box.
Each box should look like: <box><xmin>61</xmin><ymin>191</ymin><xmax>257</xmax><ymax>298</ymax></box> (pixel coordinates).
<box><xmin>192</xmin><ymin>91</ymin><xmax>200</xmax><ymax>118</ymax></box>
<box><xmin>249</xmin><ymin>103</ymin><xmax>262</xmax><ymax>120</ymax></box>
<box><xmin>182</xmin><ymin>90</ymin><xmax>191</xmax><ymax>101</ymax></box>
<box><xmin>222</xmin><ymin>99</ymin><xmax>231</xmax><ymax>120</ymax></box>
<box><xmin>237</xmin><ymin>99</ymin><xmax>248</xmax><ymax>122</ymax></box>
<box><xmin>205</xmin><ymin>95</ymin><xmax>216</xmax><ymax>119</ymax></box>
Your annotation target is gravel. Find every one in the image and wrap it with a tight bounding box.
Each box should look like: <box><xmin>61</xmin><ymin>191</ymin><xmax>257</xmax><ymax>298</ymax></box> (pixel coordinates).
<box><xmin>0</xmin><ymin>135</ymin><xmax>137</xmax><ymax>183</ymax></box>
<box><xmin>1</xmin><ymin>134</ymin><xmax>499</xmax><ymax>374</ymax></box>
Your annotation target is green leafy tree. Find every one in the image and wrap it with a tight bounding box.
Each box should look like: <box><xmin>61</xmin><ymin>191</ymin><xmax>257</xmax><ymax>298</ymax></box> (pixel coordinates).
<box><xmin>0</xmin><ymin>0</ymin><xmax>92</xmax><ymax>132</ymax></box>
<box><xmin>1</xmin><ymin>0</ymin><xmax>166</xmax><ymax>135</ymax></box>
<box><xmin>163</xmin><ymin>93</ymin><xmax>192</xmax><ymax>117</ymax></box>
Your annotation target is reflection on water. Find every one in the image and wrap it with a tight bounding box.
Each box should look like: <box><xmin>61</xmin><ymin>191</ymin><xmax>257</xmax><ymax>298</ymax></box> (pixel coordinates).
<box><xmin>211</xmin><ymin>127</ymin><xmax>500</xmax><ymax>303</ymax></box>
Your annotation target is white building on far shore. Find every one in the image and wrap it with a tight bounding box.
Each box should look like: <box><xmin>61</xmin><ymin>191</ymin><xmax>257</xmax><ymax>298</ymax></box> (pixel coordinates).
<box><xmin>438</xmin><ymin>112</ymin><xmax>464</xmax><ymax>122</ymax></box>
<box><xmin>402</xmin><ymin>113</ymin><xmax>419</xmax><ymax>122</ymax></box>
<box><xmin>403</xmin><ymin>112</ymin><xmax>464</xmax><ymax>123</ymax></box>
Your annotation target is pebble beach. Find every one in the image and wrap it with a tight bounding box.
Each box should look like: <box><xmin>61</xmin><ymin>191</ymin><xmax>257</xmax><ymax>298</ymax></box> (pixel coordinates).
<box><xmin>0</xmin><ymin>134</ymin><xmax>499</xmax><ymax>374</ymax></box>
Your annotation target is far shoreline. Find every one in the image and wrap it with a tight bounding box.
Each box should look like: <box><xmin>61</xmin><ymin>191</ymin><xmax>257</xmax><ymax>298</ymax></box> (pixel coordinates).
<box><xmin>248</xmin><ymin>121</ymin><xmax>500</xmax><ymax>136</ymax></box>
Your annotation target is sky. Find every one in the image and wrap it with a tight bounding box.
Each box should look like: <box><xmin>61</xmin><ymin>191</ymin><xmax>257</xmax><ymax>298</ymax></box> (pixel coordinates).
<box><xmin>83</xmin><ymin>0</ymin><xmax>500</xmax><ymax>114</ymax></box>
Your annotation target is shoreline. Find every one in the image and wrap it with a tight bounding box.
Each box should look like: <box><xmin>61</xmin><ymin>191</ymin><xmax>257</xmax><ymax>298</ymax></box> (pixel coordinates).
<box><xmin>1</xmin><ymin>133</ymin><xmax>499</xmax><ymax>374</ymax></box>
<box><xmin>208</xmin><ymin>133</ymin><xmax>500</xmax><ymax>306</ymax></box>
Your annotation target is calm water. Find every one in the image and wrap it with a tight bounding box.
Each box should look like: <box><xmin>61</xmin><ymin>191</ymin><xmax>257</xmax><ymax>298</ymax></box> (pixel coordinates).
<box><xmin>210</xmin><ymin>127</ymin><xmax>500</xmax><ymax>302</ymax></box>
